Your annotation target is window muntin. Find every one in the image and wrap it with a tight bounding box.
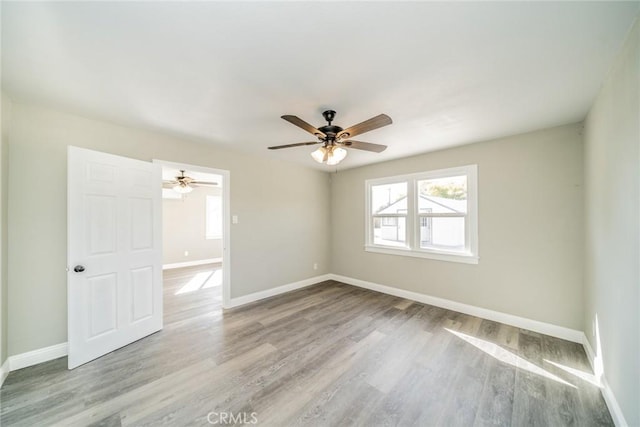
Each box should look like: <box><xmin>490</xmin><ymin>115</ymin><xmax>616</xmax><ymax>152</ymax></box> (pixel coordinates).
<box><xmin>365</xmin><ymin>165</ymin><xmax>478</xmax><ymax>264</ymax></box>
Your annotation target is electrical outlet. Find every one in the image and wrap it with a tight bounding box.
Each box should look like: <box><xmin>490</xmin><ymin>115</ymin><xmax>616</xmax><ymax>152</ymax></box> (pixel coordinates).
<box><xmin>313</xmin><ymin>263</ymin><xmax>318</xmax><ymax>270</ymax></box>
<box><xmin>232</xmin><ymin>215</ymin><xmax>239</xmax><ymax>224</ymax></box>
<box><xmin>184</xmin><ymin>250</ymin><xmax>189</xmax><ymax>257</ymax></box>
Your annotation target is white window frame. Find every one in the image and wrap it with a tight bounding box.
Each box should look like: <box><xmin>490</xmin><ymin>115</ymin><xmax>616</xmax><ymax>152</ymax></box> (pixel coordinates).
<box><xmin>365</xmin><ymin>165</ymin><xmax>478</xmax><ymax>264</ymax></box>
<box><xmin>205</xmin><ymin>194</ymin><xmax>223</xmax><ymax>240</ymax></box>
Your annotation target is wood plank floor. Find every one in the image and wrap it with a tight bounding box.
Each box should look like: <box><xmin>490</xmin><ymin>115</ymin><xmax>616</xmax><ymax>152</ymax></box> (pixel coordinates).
<box><xmin>0</xmin><ymin>264</ymin><xmax>613</xmax><ymax>426</ymax></box>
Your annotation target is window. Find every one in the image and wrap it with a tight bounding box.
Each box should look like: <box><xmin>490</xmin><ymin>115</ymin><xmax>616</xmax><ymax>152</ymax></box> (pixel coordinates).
<box><xmin>205</xmin><ymin>195</ymin><xmax>222</xmax><ymax>239</ymax></box>
<box><xmin>370</xmin><ymin>181</ymin><xmax>407</xmax><ymax>247</ymax></box>
<box><xmin>365</xmin><ymin>165</ymin><xmax>478</xmax><ymax>264</ymax></box>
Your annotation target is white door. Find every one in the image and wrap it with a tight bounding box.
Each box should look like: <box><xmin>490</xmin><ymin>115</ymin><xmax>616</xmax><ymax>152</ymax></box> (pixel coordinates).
<box><xmin>67</xmin><ymin>146</ymin><xmax>162</xmax><ymax>369</ymax></box>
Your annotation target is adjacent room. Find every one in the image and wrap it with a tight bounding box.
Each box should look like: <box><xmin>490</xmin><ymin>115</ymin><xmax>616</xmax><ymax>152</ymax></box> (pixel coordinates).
<box><xmin>0</xmin><ymin>2</ymin><xmax>638</xmax><ymax>426</ymax></box>
<box><xmin>161</xmin><ymin>165</ymin><xmax>227</xmax><ymax>329</ymax></box>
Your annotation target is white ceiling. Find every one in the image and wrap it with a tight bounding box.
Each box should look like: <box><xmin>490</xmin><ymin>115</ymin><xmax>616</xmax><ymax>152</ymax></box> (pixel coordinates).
<box><xmin>3</xmin><ymin>2</ymin><xmax>639</xmax><ymax>170</ymax></box>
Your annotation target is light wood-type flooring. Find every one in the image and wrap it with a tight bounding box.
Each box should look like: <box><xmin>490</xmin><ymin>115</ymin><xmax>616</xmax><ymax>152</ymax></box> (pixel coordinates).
<box><xmin>0</xmin><ymin>264</ymin><xmax>613</xmax><ymax>426</ymax></box>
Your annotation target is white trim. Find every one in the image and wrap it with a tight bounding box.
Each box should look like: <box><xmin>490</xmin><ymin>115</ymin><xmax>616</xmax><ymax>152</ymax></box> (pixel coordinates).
<box><xmin>329</xmin><ymin>274</ymin><xmax>583</xmax><ymax>343</ymax></box>
<box><xmin>5</xmin><ymin>276</ymin><xmax>328</xmax><ymax>372</ymax></box>
<box><xmin>224</xmin><ymin>274</ymin><xmax>332</xmax><ymax>309</ymax></box>
<box><xmin>364</xmin><ymin>164</ymin><xmax>479</xmax><ymax>265</ymax></box>
<box><xmin>7</xmin><ymin>273</ymin><xmax>629</xmax><ymax>427</ymax></box>
<box><xmin>8</xmin><ymin>343</ymin><xmax>68</xmax><ymax>371</ymax></box>
<box><xmin>600</xmin><ymin>375</ymin><xmax>628</xmax><ymax>426</ymax></box>
<box><xmin>162</xmin><ymin>258</ymin><xmax>222</xmax><ymax>270</ymax></box>
<box><xmin>0</xmin><ymin>358</ymin><xmax>9</xmax><ymax>386</ymax></box>
<box><xmin>582</xmin><ymin>334</ymin><xmax>628</xmax><ymax>427</ymax></box>
<box><xmin>582</xmin><ymin>332</ymin><xmax>597</xmax><ymax>369</ymax></box>
<box><xmin>364</xmin><ymin>245</ymin><xmax>479</xmax><ymax>264</ymax></box>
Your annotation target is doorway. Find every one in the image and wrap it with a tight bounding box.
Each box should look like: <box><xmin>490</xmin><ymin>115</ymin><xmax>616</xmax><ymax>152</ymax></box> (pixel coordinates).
<box><xmin>154</xmin><ymin>160</ymin><xmax>230</xmax><ymax>310</ymax></box>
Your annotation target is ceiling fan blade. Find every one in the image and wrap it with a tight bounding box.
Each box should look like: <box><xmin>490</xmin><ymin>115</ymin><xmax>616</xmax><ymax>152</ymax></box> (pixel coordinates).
<box><xmin>281</xmin><ymin>115</ymin><xmax>326</xmax><ymax>138</ymax></box>
<box><xmin>268</xmin><ymin>141</ymin><xmax>322</xmax><ymax>150</ymax></box>
<box><xmin>163</xmin><ymin>180</ymin><xmax>179</xmax><ymax>184</ymax></box>
<box><xmin>339</xmin><ymin>140</ymin><xmax>387</xmax><ymax>153</ymax></box>
<box><xmin>337</xmin><ymin>114</ymin><xmax>392</xmax><ymax>140</ymax></box>
<box><xmin>192</xmin><ymin>181</ymin><xmax>218</xmax><ymax>186</ymax></box>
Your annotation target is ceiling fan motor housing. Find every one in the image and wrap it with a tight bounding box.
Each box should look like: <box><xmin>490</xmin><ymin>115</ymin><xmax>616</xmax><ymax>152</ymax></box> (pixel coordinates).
<box><xmin>318</xmin><ymin>110</ymin><xmax>344</xmax><ymax>143</ymax></box>
<box><xmin>318</xmin><ymin>125</ymin><xmax>343</xmax><ymax>139</ymax></box>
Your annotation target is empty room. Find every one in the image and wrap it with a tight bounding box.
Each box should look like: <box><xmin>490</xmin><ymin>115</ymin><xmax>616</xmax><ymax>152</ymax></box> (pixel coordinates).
<box><xmin>0</xmin><ymin>1</ymin><xmax>638</xmax><ymax>426</ymax></box>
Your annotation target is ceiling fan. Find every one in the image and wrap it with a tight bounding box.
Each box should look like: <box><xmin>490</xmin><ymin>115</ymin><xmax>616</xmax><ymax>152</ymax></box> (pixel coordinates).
<box><xmin>269</xmin><ymin>110</ymin><xmax>392</xmax><ymax>166</ymax></box>
<box><xmin>163</xmin><ymin>170</ymin><xmax>218</xmax><ymax>194</ymax></box>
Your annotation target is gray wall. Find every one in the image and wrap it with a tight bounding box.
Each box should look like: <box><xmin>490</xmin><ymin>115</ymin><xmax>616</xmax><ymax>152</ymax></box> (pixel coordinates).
<box><xmin>331</xmin><ymin>124</ymin><xmax>584</xmax><ymax>330</ymax></box>
<box><xmin>163</xmin><ymin>186</ymin><xmax>223</xmax><ymax>265</ymax></box>
<box><xmin>6</xmin><ymin>103</ymin><xmax>331</xmax><ymax>356</ymax></box>
<box><xmin>0</xmin><ymin>93</ymin><xmax>11</xmax><ymax>366</ymax></box>
<box><xmin>583</xmin><ymin>17</ymin><xmax>639</xmax><ymax>427</ymax></box>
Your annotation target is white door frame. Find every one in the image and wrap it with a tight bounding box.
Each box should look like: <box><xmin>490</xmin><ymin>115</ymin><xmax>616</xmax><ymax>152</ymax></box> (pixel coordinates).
<box><xmin>154</xmin><ymin>160</ymin><xmax>231</xmax><ymax>307</ymax></box>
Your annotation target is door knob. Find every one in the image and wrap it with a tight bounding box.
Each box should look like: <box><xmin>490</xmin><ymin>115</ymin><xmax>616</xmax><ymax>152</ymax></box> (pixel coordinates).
<box><xmin>73</xmin><ymin>265</ymin><xmax>85</xmax><ymax>273</ymax></box>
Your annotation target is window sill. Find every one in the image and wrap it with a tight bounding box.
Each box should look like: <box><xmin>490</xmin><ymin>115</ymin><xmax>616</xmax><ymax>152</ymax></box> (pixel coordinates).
<box><xmin>364</xmin><ymin>245</ymin><xmax>479</xmax><ymax>265</ymax></box>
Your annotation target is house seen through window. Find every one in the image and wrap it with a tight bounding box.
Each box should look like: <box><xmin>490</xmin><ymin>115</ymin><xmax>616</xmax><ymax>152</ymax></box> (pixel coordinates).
<box><xmin>366</xmin><ymin>165</ymin><xmax>478</xmax><ymax>264</ymax></box>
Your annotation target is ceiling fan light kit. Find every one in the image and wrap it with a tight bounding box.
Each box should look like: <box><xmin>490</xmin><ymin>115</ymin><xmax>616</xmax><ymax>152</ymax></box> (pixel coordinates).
<box><xmin>310</xmin><ymin>146</ymin><xmax>327</xmax><ymax>163</ymax></box>
<box><xmin>172</xmin><ymin>183</ymin><xmax>193</xmax><ymax>194</ymax></box>
<box><xmin>269</xmin><ymin>110</ymin><xmax>392</xmax><ymax>166</ymax></box>
<box><xmin>311</xmin><ymin>145</ymin><xmax>348</xmax><ymax>165</ymax></box>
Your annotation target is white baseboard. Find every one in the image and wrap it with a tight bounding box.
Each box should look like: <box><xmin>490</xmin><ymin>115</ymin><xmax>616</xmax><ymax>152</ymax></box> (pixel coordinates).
<box><xmin>224</xmin><ymin>274</ymin><xmax>332</xmax><ymax>309</ymax></box>
<box><xmin>8</xmin><ymin>342</ymin><xmax>68</xmax><ymax>372</ymax></box>
<box><xmin>4</xmin><ymin>274</ymin><xmax>627</xmax><ymax>427</ymax></box>
<box><xmin>0</xmin><ymin>358</ymin><xmax>9</xmax><ymax>387</ymax></box>
<box><xmin>2</xmin><ymin>274</ymin><xmax>330</xmax><ymax>373</ymax></box>
<box><xmin>582</xmin><ymin>332</ymin><xmax>597</xmax><ymax>369</ymax></box>
<box><xmin>329</xmin><ymin>274</ymin><xmax>583</xmax><ymax>343</ymax></box>
<box><xmin>600</xmin><ymin>375</ymin><xmax>628</xmax><ymax>427</ymax></box>
<box><xmin>330</xmin><ymin>275</ymin><xmax>630</xmax><ymax>424</ymax></box>
<box><xmin>582</xmin><ymin>334</ymin><xmax>627</xmax><ymax>427</ymax></box>
<box><xmin>162</xmin><ymin>258</ymin><xmax>222</xmax><ymax>270</ymax></box>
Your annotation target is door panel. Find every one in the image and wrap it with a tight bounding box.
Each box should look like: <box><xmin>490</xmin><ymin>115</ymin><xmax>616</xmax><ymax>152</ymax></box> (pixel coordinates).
<box><xmin>131</xmin><ymin>198</ymin><xmax>153</xmax><ymax>250</ymax></box>
<box><xmin>131</xmin><ymin>267</ymin><xmax>154</xmax><ymax>322</ymax></box>
<box><xmin>68</xmin><ymin>146</ymin><xmax>162</xmax><ymax>369</ymax></box>
<box><xmin>88</xmin><ymin>274</ymin><xmax>118</xmax><ymax>338</ymax></box>
<box><xmin>87</xmin><ymin>195</ymin><xmax>117</xmax><ymax>254</ymax></box>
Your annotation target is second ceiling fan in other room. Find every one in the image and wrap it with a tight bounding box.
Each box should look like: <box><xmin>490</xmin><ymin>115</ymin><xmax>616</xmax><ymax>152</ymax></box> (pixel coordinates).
<box><xmin>268</xmin><ymin>110</ymin><xmax>392</xmax><ymax>166</ymax></box>
<box><xmin>163</xmin><ymin>170</ymin><xmax>218</xmax><ymax>194</ymax></box>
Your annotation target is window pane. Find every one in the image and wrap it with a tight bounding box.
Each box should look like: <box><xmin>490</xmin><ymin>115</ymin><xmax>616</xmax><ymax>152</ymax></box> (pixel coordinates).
<box><xmin>420</xmin><ymin>216</ymin><xmax>465</xmax><ymax>251</ymax></box>
<box><xmin>374</xmin><ymin>216</ymin><xmax>406</xmax><ymax>247</ymax></box>
<box><xmin>371</xmin><ymin>182</ymin><xmax>408</xmax><ymax>215</ymax></box>
<box><xmin>417</xmin><ymin>175</ymin><xmax>467</xmax><ymax>214</ymax></box>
